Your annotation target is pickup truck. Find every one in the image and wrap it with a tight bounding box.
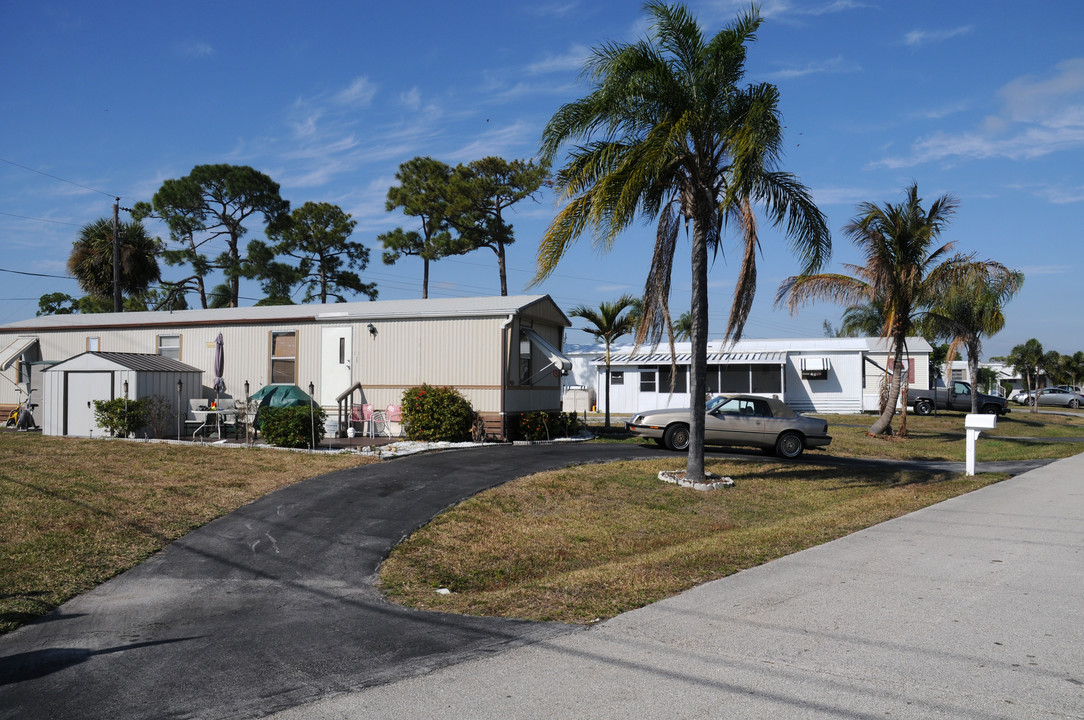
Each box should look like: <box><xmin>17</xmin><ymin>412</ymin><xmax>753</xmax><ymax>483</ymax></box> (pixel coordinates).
<box><xmin>911</xmin><ymin>380</ymin><xmax>1010</xmax><ymax>416</ymax></box>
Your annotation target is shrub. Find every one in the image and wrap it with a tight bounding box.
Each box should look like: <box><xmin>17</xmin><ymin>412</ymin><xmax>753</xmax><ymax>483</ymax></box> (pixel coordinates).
<box><xmin>259</xmin><ymin>405</ymin><xmax>326</xmax><ymax>448</ymax></box>
<box><xmin>92</xmin><ymin>397</ymin><xmax>149</xmax><ymax>438</ymax></box>
<box><xmin>515</xmin><ymin>410</ymin><xmax>583</xmax><ymax>441</ymax></box>
<box><xmin>401</xmin><ymin>385</ymin><xmax>475</xmax><ymax>442</ymax></box>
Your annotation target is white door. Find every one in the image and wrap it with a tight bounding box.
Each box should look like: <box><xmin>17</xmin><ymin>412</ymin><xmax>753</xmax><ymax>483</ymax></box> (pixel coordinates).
<box><xmin>66</xmin><ymin>372</ymin><xmax>113</xmax><ymax>437</ymax></box>
<box><xmin>320</xmin><ymin>326</ymin><xmax>353</xmax><ymax>406</ymax></box>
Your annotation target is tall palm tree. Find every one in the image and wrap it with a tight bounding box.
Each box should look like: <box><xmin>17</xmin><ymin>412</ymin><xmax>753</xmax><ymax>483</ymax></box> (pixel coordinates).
<box><xmin>68</xmin><ymin>218</ymin><xmax>161</xmax><ymax>302</ymax></box>
<box><xmin>570</xmin><ymin>295</ymin><xmax>638</xmax><ymax>429</ymax></box>
<box><xmin>778</xmin><ymin>183</ymin><xmax>1018</xmax><ymax>436</ymax></box>
<box><xmin>927</xmin><ymin>271</ymin><xmax>1024</xmax><ymax>413</ymax></box>
<box><xmin>1006</xmin><ymin>339</ymin><xmax>1045</xmax><ymax>414</ymax></box>
<box><xmin>534</xmin><ymin>3</ymin><xmax>830</xmax><ymax>480</ymax></box>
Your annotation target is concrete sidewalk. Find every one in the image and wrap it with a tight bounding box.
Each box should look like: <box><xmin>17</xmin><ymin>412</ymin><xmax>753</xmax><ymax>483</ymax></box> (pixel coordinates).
<box><xmin>270</xmin><ymin>453</ymin><xmax>1084</xmax><ymax>719</ymax></box>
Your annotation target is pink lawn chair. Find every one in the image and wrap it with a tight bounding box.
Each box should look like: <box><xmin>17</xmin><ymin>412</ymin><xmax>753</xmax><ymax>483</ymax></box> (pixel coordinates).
<box><xmin>385</xmin><ymin>404</ymin><xmax>403</xmax><ymax>437</ymax></box>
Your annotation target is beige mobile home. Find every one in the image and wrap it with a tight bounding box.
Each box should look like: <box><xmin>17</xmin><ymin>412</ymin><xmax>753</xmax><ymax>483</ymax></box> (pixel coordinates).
<box><xmin>0</xmin><ymin>295</ymin><xmax>571</xmax><ymax>440</ymax></box>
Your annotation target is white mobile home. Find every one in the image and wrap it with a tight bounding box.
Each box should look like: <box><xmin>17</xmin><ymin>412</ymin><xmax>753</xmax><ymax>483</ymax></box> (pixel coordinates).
<box><xmin>565</xmin><ymin>337</ymin><xmax>932</xmax><ymax>415</ymax></box>
<box><xmin>0</xmin><ymin>295</ymin><xmax>571</xmax><ymax>440</ymax></box>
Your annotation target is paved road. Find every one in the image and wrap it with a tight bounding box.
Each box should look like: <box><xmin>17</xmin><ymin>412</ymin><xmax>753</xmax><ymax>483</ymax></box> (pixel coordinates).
<box><xmin>0</xmin><ymin>443</ymin><xmax>1068</xmax><ymax>719</ymax></box>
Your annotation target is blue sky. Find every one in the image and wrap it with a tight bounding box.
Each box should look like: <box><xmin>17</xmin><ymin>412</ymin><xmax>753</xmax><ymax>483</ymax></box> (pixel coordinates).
<box><xmin>3</xmin><ymin>0</ymin><xmax>1082</xmax><ymax>358</ymax></box>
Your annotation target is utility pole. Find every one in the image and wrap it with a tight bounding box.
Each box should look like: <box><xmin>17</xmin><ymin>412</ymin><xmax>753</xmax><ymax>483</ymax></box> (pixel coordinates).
<box><xmin>112</xmin><ymin>197</ymin><xmax>122</xmax><ymax>313</ymax></box>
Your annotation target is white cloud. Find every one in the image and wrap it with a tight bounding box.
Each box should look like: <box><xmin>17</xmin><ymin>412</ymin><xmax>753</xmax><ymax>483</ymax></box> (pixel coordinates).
<box><xmin>178</xmin><ymin>41</ymin><xmax>214</xmax><ymax>58</ymax></box>
<box><xmin>445</xmin><ymin>120</ymin><xmax>538</xmax><ymax>163</ymax></box>
<box><xmin>903</xmin><ymin>25</ymin><xmax>974</xmax><ymax>47</ymax></box>
<box><xmin>712</xmin><ymin>0</ymin><xmax>869</xmax><ymax>21</ymax></box>
<box><xmin>766</xmin><ymin>55</ymin><xmax>860</xmax><ymax>80</ymax></box>
<box><xmin>873</xmin><ymin>57</ymin><xmax>1084</xmax><ymax>169</ymax></box>
<box><xmin>400</xmin><ymin>87</ymin><xmax>422</xmax><ymax>111</ymax></box>
<box><xmin>334</xmin><ymin>76</ymin><xmax>378</xmax><ymax>107</ymax></box>
<box><xmin>526</xmin><ymin>45</ymin><xmax>590</xmax><ymax>75</ymax></box>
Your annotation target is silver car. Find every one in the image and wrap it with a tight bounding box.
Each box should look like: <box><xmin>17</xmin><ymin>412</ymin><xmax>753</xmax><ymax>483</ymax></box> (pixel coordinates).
<box><xmin>1032</xmin><ymin>387</ymin><xmax>1084</xmax><ymax>408</ymax></box>
<box><xmin>626</xmin><ymin>394</ymin><xmax>832</xmax><ymax>459</ymax></box>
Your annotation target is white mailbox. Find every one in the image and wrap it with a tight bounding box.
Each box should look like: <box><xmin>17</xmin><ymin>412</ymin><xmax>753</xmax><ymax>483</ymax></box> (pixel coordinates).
<box><xmin>964</xmin><ymin>413</ymin><xmax>997</xmax><ymax>475</ymax></box>
<box><xmin>965</xmin><ymin>414</ymin><xmax>997</xmax><ymax>430</ymax></box>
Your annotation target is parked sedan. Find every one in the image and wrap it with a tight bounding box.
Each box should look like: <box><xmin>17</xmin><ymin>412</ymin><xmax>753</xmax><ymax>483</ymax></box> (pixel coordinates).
<box><xmin>1032</xmin><ymin>387</ymin><xmax>1084</xmax><ymax>408</ymax></box>
<box><xmin>626</xmin><ymin>394</ymin><xmax>831</xmax><ymax>459</ymax></box>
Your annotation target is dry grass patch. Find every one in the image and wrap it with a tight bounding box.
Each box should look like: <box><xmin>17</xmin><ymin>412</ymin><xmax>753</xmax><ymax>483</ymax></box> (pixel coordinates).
<box><xmin>0</xmin><ymin>433</ymin><xmax>375</xmax><ymax>634</ymax></box>
<box><xmin>380</xmin><ymin>458</ymin><xmax>1001</xmax><ymax>623</ymax></box>
<box><xmin>818</xmin><ymin>411</ymin><xmax>1084</xmax><ymax>461</ymax></box>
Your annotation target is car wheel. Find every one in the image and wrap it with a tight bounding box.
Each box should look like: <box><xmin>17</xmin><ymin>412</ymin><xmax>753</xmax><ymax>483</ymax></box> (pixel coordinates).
<box><xmin>663</xmin><ymin>424</ymin><xmax>690</xmax><ymax>452</ymax></box>
<box><xmin>914</xmin><ymin>399</ymin><xmax>934</xmax><ymax>416</ymax></box>
<box><xmin>981</xmin><ymin>404</ymin><xmax>1000</xmax><ymax>415</ymax></box>
<box><xmin>1070</xmin><ymin>399</ymin><xmax>1080</xmax><ymax>410</ymax></box>
<box><xmin>774</xmin><ymin>431</ymin><xmax>804</xmax><ymax>459</ymax></box>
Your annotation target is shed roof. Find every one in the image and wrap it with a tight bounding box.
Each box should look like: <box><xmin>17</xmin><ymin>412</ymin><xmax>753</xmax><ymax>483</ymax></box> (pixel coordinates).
<box><xmin>0</xmin><ymin>294</ymin><xmax>570</xmax><ymax>332</ymax></box>
<box><xmin>44</xmin><ymin>352</ymin><xmax>202</xmax><ymax>373</ymax></box>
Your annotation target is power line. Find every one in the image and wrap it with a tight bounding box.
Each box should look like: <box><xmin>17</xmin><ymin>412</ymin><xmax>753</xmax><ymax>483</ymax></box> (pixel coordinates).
<box><xmin>0</xmin><ymin>210</ymin><xmax>84</xmax><ymax>227</ymax></box>
<box><xmin>0</xmin><ymin>157</ymin><xmax>119</xmax><ymax>199</ymax></box>
<box><xmin>0</xmin><ymin>266</ymin><xmax>74</xmax><ymax>280</ymax></box>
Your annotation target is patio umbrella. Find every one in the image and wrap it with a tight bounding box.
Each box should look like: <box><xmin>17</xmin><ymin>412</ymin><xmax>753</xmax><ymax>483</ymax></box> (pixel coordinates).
<box><xmin>212</xmin><ymin>332</ymin><xmax>226</xmax><ymax>397</ymax></box>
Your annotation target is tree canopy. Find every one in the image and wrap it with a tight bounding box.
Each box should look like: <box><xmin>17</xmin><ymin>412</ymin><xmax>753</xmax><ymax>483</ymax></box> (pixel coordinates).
<box><xmin>379</xmin><ymin>157</ymin><xmax>460</xmax><ymax>299</ymax></box>
<box><xmin>136</xmin><ymin>164</ymin><xmax>290</xmax><ymax>308</ymax></box>
<box><xmin>268</xmin><ymin>201</ymin><xmax>376</xmax><ymax>304</ymax></box>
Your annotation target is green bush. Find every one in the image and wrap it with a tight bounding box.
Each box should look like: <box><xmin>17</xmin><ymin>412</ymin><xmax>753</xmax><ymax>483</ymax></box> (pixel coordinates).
<box><xmin>515</xmin><ymin>410</ymin><xmax>583</xmax><ymax>441</ymax></box>
<box><xmin>92</xmin><ymin>397</ymin><xmax>149</xmax><ymax>438</ymax></box>
<box><xmin>259</xmin><ymin>405</ymin><xmax>326</xmax><ymax>448</ymax></box>
<box><xmin>401</xmin><ymin>385</ymin><xmax>475</xmax><ymax>442</ymax></box>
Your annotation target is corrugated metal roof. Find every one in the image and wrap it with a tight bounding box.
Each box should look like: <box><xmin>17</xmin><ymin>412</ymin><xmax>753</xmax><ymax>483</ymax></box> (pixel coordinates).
<box><xmin>602</xmin><ymin>351</ymin><xmax>787</xmax><ymax>365</ymax></box>
<box><xmin>0</xmin><ymin>294</ymin><xmax>569</xmax><ymax>332</ymax></box>
<box><xmin>44</xmin><ymin>352</ymin><xmax>201</xmax><ymax>373</ymax></box>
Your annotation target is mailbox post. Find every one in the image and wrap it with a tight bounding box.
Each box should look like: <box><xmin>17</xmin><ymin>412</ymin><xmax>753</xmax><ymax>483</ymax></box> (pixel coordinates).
<box><xmin>964</xmin><ymin>413</ymin><xmax>997</xmax><ymax>476</ymax></box>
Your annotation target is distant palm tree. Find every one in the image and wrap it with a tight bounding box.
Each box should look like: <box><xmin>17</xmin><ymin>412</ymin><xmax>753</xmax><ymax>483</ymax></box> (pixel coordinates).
<box><xmin>778</xmin><ymin>183</ymin><xmax>1018</xmax><ymax>436</ymax></box>
<box><xmin>68</xmin><ymin>218</ymin><xmax>161</xmax><ymax>303</ymax></box>
<box><xmin>535</xmin><ymin>3</ymin><xmax>830</xmax><ymax>480</ymax></box>
<box><xmin>927</xmin><ymin>271</ymin><xmax>1024</xmax><ymax>413</ymax></box>
<box><xmin>570</xmin><ymin>295</ymin><xmax>637</xmax><ymax>428</ymax></box>
<box><xmin>1007</xmin><ymin>339</ymin><xmax>1045</xmax><ymax>414</ymax></box>
<box><xmin>673</xmin><ymin>312</ymin><xmax>693</xmax><ymax>341</ymax></box>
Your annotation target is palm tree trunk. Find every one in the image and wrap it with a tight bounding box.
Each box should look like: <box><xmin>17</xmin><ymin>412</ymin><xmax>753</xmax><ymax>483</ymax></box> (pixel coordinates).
<box><xmin>422</xmin><ymin>257</ymin><xmax>430</xmax><ymax>299</ymax></box>
<box><xmin>869</xmin><ymin>336</ymin><xmax>905</xmax><ymax>435</ymax></box>
<box><xmin>604</xmin><ymin>364</ymin><xmax>611</xmax><ymax>429</ymax></box>
<box><xmin>686</xmin><ymin>209</ymin><xmax>710</xmax><ymax>481</ymax></box>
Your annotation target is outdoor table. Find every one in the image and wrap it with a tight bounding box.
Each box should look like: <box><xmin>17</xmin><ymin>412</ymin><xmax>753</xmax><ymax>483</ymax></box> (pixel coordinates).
<box><xmin>190</xmin><ymin>409</ymin><xmax>224</xmax><ymax>438</ymax></box>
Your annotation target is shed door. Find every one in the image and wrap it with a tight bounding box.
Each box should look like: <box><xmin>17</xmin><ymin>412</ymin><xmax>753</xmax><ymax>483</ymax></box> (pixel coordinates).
<box><xmin>66</xmin><ymin>371</ymin><xmax>113</xmax><ymax>437</ymax></box>
<box><xmin>320</xmin><ymin>326</ymin><xmax>352</xmax><ymax>406</ymax></box>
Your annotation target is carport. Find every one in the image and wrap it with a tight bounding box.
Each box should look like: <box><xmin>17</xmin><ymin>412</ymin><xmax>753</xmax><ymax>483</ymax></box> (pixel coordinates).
<box><xmin>42</xmin><ymin>352</ymin><xmax>202</xmax><ymax>437</ymax></box>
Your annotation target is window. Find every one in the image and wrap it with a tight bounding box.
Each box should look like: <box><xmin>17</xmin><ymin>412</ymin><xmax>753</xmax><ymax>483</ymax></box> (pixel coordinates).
<box><xmin>87</xmin><ymin>337</ymin><xmax>100</xmax><ymax>351</ymax></box>
<box><xmin>519</xmin><ymin>333</ymin><xmax>533</xmax><ymax>384</ymax></box>
<box><xmin>270</xmin><ymin>331</ymin><xmax>297</xmax><ymax>384</ymax></box>
<box><xmin>751</xmin><ymin>365</ymin><xmax>782</xmax><ymax>393</ymax></box>
<box><xmin>157</xmin><ymin>334</ymin><xmax>181</xmax><ymax>361</ymax></box>
<box><xmin>706</xmin><ymin>365</ymin><xmax>721</xmax><ymax>393</ymax></box>
<box><xmin>800</xmin><ymin>357</ymin><xmax>829</xmax><ymax>380</ymax></box>
<box><xmin>719</xmin><ymin>364</ymin><xmax>750</xmax><ymax>392</ymax></box>
<box><xmin>609</xmin><ymin>371</ymin><xmax>624</xmax><ymax>385</ymax></box>
<box><xmin>659</xmin><ymin>365</ymin><xmax>688</xmax><ymax>393</ymax></box>
<box><xmin>640</xmin><ymin>368</ymin><xmax>657</xmax><ymax>392</ymax></box>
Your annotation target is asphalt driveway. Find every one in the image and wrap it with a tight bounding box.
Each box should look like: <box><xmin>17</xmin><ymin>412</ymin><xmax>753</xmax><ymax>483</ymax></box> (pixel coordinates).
<box><xmin>0</xmin><ymin>442</ymin><xmax>1055</xmax><ymax>719</ymax></box>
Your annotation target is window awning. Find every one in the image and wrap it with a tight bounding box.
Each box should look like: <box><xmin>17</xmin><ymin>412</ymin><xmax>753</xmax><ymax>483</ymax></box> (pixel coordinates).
<box><xmin>0</xmin><ymin>336</ymin><xmax>38</xmax><ymax>370</ymax></box>
<box><xmin>522</xmin><ymin>328</ymin><xmax>572</xmax><ymax>373</ymax></box>
<box><xmin>801</xmin><ymin>357</ymin><xmax>829</xmax><ymax>372</ymax></box>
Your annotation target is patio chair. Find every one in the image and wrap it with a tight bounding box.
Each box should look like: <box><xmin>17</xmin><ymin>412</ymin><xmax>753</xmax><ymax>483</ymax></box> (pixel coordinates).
<box><xmin>184</xmin><ymin>398</ymin><xmax>210</xmax><ymax>436</ymax></box>
<box><xmin>385</xmin><ymin>404</ymin><xmax>404</xmax><ymax>437</ymax></box>
<box><xmin>352</xmin><ymin>403</ymin><xmax>381</xmax><ymax>437</ymax></box>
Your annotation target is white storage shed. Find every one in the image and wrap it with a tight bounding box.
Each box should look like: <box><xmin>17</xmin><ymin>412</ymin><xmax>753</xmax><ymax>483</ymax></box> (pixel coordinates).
<box><xmin>42</xmin><ymin>352</ymin><xmax>203</xmax><ymax>437</ymax></box>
